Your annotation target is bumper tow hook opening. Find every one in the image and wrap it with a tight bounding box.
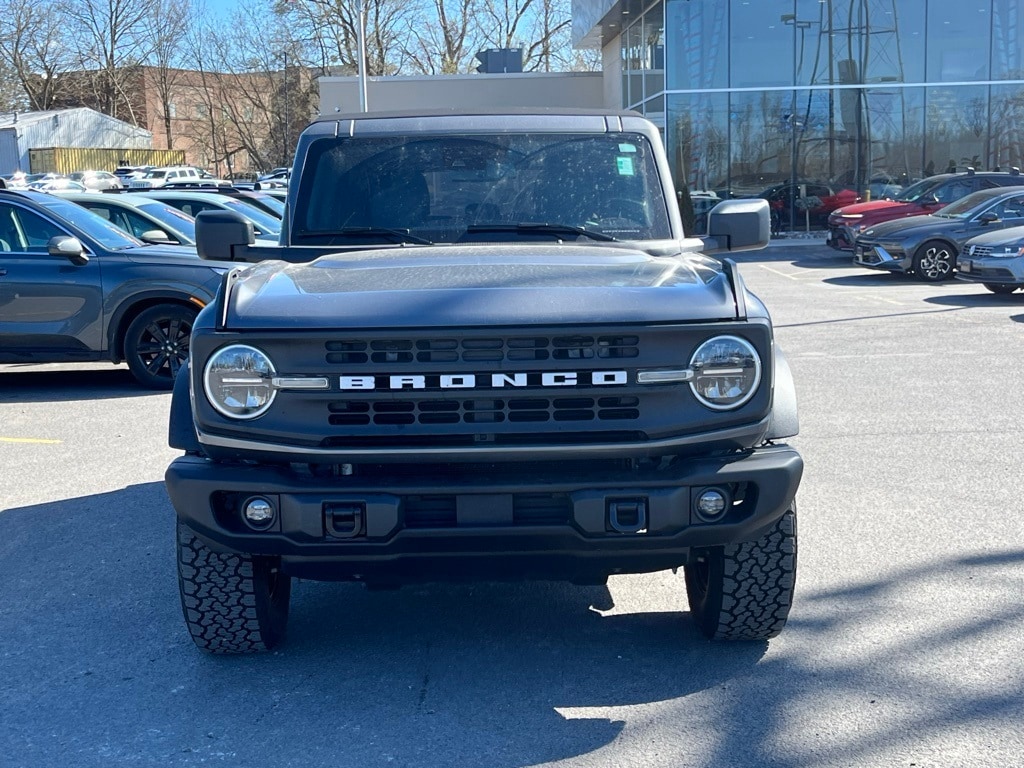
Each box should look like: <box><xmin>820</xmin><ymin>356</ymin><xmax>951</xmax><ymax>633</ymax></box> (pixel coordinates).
<box><xmin>607</xmin><ymin>498</ymin><xmax>648</xmax><ymax>534</ymax></box>
<box><xmin>325</xmin><ymin>502</ymin><xmax>365</xmax><ymax>539</ymax></box>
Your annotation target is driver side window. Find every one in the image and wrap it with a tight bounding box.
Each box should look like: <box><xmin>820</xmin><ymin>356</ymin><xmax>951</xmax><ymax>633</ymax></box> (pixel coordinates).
<box><xmin>0</xmin><ymin>204</ymin><xmax>68</xmax><ymax>253</ymax></box>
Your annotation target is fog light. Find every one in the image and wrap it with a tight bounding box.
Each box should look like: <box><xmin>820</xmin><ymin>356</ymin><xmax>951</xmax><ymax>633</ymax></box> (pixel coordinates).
<box><xmin>243</xmin><ymin>497</ymin><xmax>276</xmax><ymax>529</ymax></box>
<box><xmin>695</xmin><ymin>488</ymin><xmax>729</xmax><ymax>521</ymax></box>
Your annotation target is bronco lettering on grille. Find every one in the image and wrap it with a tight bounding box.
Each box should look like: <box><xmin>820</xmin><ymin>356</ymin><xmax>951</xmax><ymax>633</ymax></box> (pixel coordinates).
<box><xmin>339</xmin><ymin>371</ymin><xmax>629</xmax><ymax>391</ymax></box>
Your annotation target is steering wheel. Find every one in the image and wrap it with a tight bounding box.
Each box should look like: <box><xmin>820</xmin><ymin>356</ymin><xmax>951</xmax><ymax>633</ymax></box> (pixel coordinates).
<box><xmin>601</xmin><ymin>197</ymin><xmax>648</xmax><ymax>225</ymax></box>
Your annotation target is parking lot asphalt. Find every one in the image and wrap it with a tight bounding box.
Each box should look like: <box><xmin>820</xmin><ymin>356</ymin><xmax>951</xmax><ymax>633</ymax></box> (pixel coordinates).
<box><xmin>2</xmin><ymin>243</ymin><xmax>1023</xmax><ymax>768</ymax></box>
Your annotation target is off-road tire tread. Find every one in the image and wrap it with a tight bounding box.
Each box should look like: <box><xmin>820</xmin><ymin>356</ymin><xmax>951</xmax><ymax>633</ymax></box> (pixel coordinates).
<box><xmin>689</xmin><ymin>509</ymin><xmax>797</xmax><ymax>641</ymax></box>
<box><xmin>176</xmin><ymin>523</ymin><xmax>287</xmax><ymax>653</ymax></box>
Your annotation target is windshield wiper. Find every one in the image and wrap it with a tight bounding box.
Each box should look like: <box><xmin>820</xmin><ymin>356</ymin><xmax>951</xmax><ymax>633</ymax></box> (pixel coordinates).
<box><xmin>296</xmin><ymin>227</ymin><xmax>433</xmax><ymax>245</ymax></box>
<box><xmin>465</xmin><ymin>223</ymin><xmax>618</xmax><ymax>242</ymax></box>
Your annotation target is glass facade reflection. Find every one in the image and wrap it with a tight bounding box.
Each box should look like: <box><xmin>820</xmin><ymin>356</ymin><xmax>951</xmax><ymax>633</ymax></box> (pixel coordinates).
<box><xmin>620</xmin><ymin>0</ymin><xmax>1024</xmax><ymax>231</ymax></box>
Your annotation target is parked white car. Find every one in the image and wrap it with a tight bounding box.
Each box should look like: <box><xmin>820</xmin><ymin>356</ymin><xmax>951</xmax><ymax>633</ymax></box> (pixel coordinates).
<box><xmin>128</xmin><ymin>166</ymin><xmax>203</xmax><ymax>189</ymax></box>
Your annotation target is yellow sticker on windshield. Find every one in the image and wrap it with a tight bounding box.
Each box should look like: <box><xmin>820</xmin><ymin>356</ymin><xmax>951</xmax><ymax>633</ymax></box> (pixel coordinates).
<box><xmin>616</xmin><ymin>157</ymin><xmax>635</xmax><ymax>176</ymax></box>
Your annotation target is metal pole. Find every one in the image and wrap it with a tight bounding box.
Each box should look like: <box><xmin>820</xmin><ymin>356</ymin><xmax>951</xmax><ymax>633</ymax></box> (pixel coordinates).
<box><xmin>356</xmin><ymin>0</ymin><xmax>368</xmax><ymax>112</ymax></box>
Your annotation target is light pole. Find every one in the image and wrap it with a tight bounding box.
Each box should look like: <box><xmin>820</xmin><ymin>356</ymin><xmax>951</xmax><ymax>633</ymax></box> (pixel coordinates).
<box><xmin>356</xmin><ymin>0</ymin><xmax>368</xmax><ymax>112</ymax></box>
<box><xmin>782</xmin><ymin>13</ymin><xmax>812</xmax><ymax>233</ymax></box>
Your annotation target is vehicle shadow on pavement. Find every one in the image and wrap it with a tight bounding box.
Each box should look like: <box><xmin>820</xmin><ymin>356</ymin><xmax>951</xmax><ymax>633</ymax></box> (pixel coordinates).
<box><xmin>0</xmin><ymin>366</ymin><xmax>151</xmax><ymax>403</ymax></box>
<box><xmin>822</xmin><ymin>272</ymin><xmax>920</xmax><ymax>287</ymax></box>
<box><xmin>0</xmin><ymin>482</ymin><xmax>770</xmax><ymax>767</ymax></box>
<box><xmin>923</xmin><ymin>292</ymin><xmax>1024</xmax><ymax>308</ymax></box>
<box><xmin>4</xmin><ymin>483</ymin><xmax>1022</xmax><ymax>767</ymax></box>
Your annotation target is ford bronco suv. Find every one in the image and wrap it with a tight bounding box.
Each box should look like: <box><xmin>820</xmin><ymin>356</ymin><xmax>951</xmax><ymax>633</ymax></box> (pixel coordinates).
<box><xmin>165</xmin><ymin>109</ymin><xmax>803</xmax><ymax>653</ymax></box>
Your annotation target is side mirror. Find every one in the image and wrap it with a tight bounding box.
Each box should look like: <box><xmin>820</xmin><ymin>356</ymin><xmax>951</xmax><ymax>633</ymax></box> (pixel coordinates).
<box><xmin>702</xmin><ymin>198</ymin><xmax>771</xmax><ymax>254</ymax></box>
<box><xmin>48</xmin><ymin>235</ymin><xmax>88</xmax><ymax>265</ymax></box>
<box><xmin>140</xmin><ymin>229</ymin><xmax>174</xmax><ymax>244</ymax></box>
<box><xmin>978</xmin><ymin>212</ymin><xmax>999</xmax><ymax>225</ymax></box>
<box><xmin>195</xmin><ymin>209</ymin><xmax>254</xmax><ymax>261</ymax></box>
<box><xmin>924</xmin><ymin>194</ymin><xmax>942</xmax><ymax>206</ymax></box>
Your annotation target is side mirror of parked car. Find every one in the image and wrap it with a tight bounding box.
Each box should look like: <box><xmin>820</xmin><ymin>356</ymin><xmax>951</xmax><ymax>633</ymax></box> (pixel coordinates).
<box><xmin>48</xmin><ymin>236</ymin><xmax>88</xmax><ymax>266</ymax></box>
<box><xmin>978</xmin><ymin>212</ymin><xmax>999</xmax><ymax>225</ymax></box>
<box><xmin>923</xmin><ymin>194</ymin><xmax>942</xmax><ymax>206</ymax></box>
<box><xmin>195</xmin><ymin>209</ymin><xmax>255</xmax><ymax>261</ymax></box>
<box><xmin>140</xmin><ymin>229</ymin><xmax>175</xmax><ymax>245</ymax></box>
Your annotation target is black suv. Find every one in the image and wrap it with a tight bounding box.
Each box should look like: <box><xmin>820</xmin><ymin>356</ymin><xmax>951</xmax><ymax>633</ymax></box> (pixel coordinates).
<box><xmin>0</xmin><ymin>189</ymin><xmax>233</xmax><ymax>388</ymax></box>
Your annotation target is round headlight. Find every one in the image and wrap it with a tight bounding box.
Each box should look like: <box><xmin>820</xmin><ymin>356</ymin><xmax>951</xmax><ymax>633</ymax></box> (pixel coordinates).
<box><xmin>688</xmin><ymin>335</ymin><xmax>761</xmax><ymax>410</ymax></box>
<box><xmin>203</xmin><ymin>344</ymin><xmax>276</xmax><ymax>419</ymax></box>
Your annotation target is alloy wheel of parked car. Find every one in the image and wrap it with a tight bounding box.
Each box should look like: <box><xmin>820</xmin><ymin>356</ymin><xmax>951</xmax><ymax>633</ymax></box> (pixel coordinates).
<box><xmin>913</xmin><ymin>240</ymin><xmax>957</xmax><ymax>282</ymax></box>
<box><xmin>978</xmin><ymin>282</ymin><xmax>1019</xmax><ymax>294</ymax></box>
<box><xmin>124</xmin><ymin>304</ymin><xmax>196</xmax><ymax>389</ymax></box>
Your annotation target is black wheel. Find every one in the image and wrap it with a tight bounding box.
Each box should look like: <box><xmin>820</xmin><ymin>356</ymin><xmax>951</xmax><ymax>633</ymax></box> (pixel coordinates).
<box><xmin>684</xmin><ymin>507</ymin><xmax>797</xmax><ymax>640</ymax></box>
<box><xmin>176</xmin><ymin>522</ymin><xmax>291</xmax><ymax>653</ymax></box>
<box><xmin>913</xmin><ymin>240</ymin><xmax>957</xmax><ymax>282</ymax></box>
<box><xmin>124</xmin><ymin>304</ymin><xmax>196</xmax><ymax>389</ymax></box>
<box><xmin>983</xmin><ymin>283</ymin><xmax>1018</xmax><ymax>295</ymax></box>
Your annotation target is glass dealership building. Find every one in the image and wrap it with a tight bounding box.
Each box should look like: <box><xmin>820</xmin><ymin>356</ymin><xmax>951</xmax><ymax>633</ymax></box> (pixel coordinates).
<box><xmin>573</xmin><ymin>0</ymin><xmax>1024</xmax><ymax>215</ymax></box>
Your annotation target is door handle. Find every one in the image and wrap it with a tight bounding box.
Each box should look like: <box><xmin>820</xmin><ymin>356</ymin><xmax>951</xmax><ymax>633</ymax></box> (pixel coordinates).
<box><xmin>0</xmin><ymin>269</ymin><xmax>7</xmax><ymax>276</ymax></box>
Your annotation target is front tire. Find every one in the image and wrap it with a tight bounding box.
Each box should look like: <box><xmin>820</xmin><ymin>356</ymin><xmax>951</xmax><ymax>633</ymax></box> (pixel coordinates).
<box><xmin>983</xmin><ymin>283</ymin><xmax>1018</xmax><ymax>295</ymax></box>
<box><xmin>124</xmin><ymin>304</ymin><xmax>196</xmax><ymax>389</ymax></box>
<box><xmin>177</xmin><ymin>523</ymin><xmax>291</xmax><ymax>653</ymax></box>
<box><xmin>913</xmin><ymin>240</ymin><xmax>957</xmax><ymax>282</ymax></box>
<box><xmin>684</xmin><ymin>507</ymin><xmax>797</xmax><ymax>640</ymax></box>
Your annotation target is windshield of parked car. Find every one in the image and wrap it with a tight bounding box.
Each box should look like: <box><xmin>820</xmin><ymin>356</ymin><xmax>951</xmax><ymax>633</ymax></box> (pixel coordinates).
<box><xmin>251</xmin><ymin>194</ymin><xmax>285</xmax><ymax>217</ymax></box>
<box><xmin>223</xmin><ymin>199</ymin><xmax>282</xmax><ymax>234</ymax></box>
<box><xmin>39</xmin><ymin>196</ymin><xmax>145</xmax><ymax>249</ymax></box>
<box><xmin>293</xmin><ymin>132</ymin><xmax>674</xmax><ymax>245</ymax></box>
<box><xmin>933</xmin><ymin>190</ymin><xmax>1000</xmax><ymax>218</ymax></box>
<box><xmin>136</xmin><ymin>201</ymin><xmax>198</xmax><ymax>239</ymax></box>
<box><xmin>893</xmin><ymin>177</ymin><xmax>944</xmax><ymax>203</ymax></box>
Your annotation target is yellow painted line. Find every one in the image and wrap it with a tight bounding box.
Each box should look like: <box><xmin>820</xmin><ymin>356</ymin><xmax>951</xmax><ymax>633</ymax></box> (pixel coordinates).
<box><xmin>0</xmin><ymin>437</ymin><xmax>62</xmax><ymax>444</ymax></box>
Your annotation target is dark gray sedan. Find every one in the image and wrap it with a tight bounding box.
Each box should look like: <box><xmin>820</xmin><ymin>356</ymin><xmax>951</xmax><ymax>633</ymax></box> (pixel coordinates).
<box><xmin>852</xmin><ymin>186</ymin><xmax>1024</xmax><ymax>282</ymax></box>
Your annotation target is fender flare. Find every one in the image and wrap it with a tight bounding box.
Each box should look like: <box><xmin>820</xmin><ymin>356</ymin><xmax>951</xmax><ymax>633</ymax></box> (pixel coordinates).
<box><xmin>168</xmin><ymin>361</ymin><xmax>202</xmax><ymax>453</ymax></box>
<box><xmin>768</xmin><ymin>346</ymin><xmax>799</xmax><ymax>439</ymax></box>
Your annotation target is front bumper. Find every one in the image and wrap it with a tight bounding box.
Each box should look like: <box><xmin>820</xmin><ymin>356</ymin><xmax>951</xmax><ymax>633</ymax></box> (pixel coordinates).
<box><xmin>166</xmin><ymin>445</ymin><xmax>803</xmax><ymax>583</ymax></box>
<box><xmin>853</xmin><ymin>242</ymin><xmax>910</xmax><ymax>273</ymax></box>
<box><xmin>956</xmin><ymin>258</ymin><xmax>1023</xmax><ymax>286</ymax></box>
<box><xmin>826</xmin><ymin>224</ymin><xmax>854</xmax><ymax>250</ymax></box>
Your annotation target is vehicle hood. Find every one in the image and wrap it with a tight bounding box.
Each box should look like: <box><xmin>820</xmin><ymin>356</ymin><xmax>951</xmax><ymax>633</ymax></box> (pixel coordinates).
<box><xmin>860</xmin><ymin>214</ymin><xmax>960</xmax><ymax>240</ymax></box>
<box><xmin>832</xmin><ymin>199</ymin><xmax>922</xmax><ymax>218</ymax></box>
<box><xmin>223</xmin><ymin>244</ymin><xmax>739</xmax><ymax>329</ymax></box>
<box><xmin>964</xmin><ymin>224</ymin><xmax>1024</xmax><ymax>247</ymax></box>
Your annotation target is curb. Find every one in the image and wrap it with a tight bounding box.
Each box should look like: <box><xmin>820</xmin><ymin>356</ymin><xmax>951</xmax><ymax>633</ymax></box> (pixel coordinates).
<box><xmin>767</xmin><ymin>235</ymin><xmax>829</xmax><ymax>247</ymax></box>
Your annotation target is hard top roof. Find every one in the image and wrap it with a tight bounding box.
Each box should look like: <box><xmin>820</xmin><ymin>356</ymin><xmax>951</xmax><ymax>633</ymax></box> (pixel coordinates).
<box><xmin>311</xmin><ymin>106</ymin><xmax>646</xmax><ymax>124</ymax></box>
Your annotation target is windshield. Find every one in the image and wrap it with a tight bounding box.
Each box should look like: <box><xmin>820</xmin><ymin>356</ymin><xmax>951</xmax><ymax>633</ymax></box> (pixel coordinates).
<box><xmin>224</xmin><ymin>199</ymin><xmax>282</xmax><ymax>234</ymax></box>
<box><xmin>137</xmin><ymin>201</ymin><xmax>198</xmax><ymax>240</ymax></box>
<box><xmin>40</xmin><ymin>197</ymin><xmax>144</xmax><ymax>249</ymax></box>
<box><xmin>934</xmin><ymin>190</ymin><xmax>998</xmax><ymax>218</ymax></box>
<box><xmin>252</xmin><ymin>194</ymin><xmax>285</xmax><ymax>216</ymax></box>
<box><xmin>293</xmin><ymin>132</ymin><xmax>674</xmax><ymax>245</ymax></box>
<box><xmin>894</xmin><ymin>177</ymin><xmax>944</xmax><ymax>202</ymax></box>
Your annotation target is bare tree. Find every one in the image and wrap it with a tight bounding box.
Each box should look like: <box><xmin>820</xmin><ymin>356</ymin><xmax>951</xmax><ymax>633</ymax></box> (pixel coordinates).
<box><xmin>279</xmin><ymin>0</ymin><xmax>418</xmax><ymax>76</ymax></box>
<box><xmin>0</xmin><ymin>0</ymin><xmax>77</xmax><ymax>110</ymax></box>
<box><xmin>61</xmin><ymin>0</ymin><xmax>162</xmax><ymax>124</ymax></box>
<box><xmin>402</xmin><ymin>0</ymin><xmax>482</xmax><ymax>74</ymax></box>
<box><xmin>142</xmin><ymin>0</ymin><xmax>195</xmax><ymax>148</ymax></box>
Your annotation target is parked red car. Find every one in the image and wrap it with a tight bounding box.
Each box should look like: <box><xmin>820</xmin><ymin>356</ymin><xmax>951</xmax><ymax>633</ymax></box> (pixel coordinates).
<box><xmin>827</xmin><ymin>168</ymin><xmax>1024</xmax><ymax>250</ymax></box>
<box><xmin>758</xmin><ymin>181</ymin><xmax>859</xmax><ymax>233</ymax></box>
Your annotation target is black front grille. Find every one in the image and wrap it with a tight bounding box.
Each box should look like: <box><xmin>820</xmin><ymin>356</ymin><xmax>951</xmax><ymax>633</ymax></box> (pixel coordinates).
<box><xmin>325</xmin><ymin>334</ymin><xmax>640</xmax><ymax>365</ymax></box>
<box><xmin>328</xmin><ymin>396</ymin><xmax>640</xmax><ymax>426</ymax></box>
